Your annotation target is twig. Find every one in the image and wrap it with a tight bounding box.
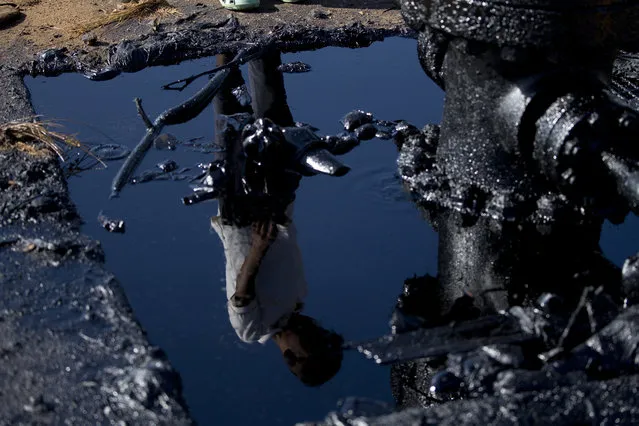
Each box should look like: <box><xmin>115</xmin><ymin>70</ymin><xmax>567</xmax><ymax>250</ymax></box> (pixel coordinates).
<box><xmin>161</xmin><ymin>44</ymin><xmax>267</xmax><ymax>91</ymax></box>
<box><xmin>110</xmin><ymin>68</ymin><xmax>231</xmax><ymax>198</ymax></box>
<box><xmin>557</xmin><ymin>287</ymin><xmax>592</xmax><ymax>349</ymax></box>
<box><xmin>134</xmin><ymin>98</ymin><xmax>154</xmax><ymax>129</ymax></box>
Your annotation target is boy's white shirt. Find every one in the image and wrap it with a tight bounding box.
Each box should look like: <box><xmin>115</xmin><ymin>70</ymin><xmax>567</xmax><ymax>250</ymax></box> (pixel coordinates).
<box><xmin>211</xmin><ymin>205</ymin><xmax>307</xmax><ymax>344</ymax></box>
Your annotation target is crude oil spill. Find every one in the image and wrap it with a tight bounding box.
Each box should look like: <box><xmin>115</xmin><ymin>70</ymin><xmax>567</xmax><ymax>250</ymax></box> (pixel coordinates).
<box><xmin>24</xmin><ymin>36</ymin><xmax>639</xmax><ymax>426</ymax></box>
<box><xmin>27</xmin><ymin>38</ymin><xmax>442</xmax><ymax>426</ymax></box>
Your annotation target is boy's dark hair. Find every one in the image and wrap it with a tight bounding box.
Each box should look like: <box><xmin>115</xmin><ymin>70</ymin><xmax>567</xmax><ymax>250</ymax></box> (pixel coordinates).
<box><xmin>282</xmin><ymin>314</ymin><xmax>344</xmax><ymax>387</ymax></box>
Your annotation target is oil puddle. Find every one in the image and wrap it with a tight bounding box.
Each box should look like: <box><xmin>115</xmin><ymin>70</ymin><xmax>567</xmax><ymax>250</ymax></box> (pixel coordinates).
<box><xmin>348</xmin><ymin>166</ymin><xmax>411</xmax><ymax>212</ymax></box>
<box><xmin>26</xmin><ymin>38</ymin><xmax>444</xmax><ymax>426</ymax></box>
<box><xmin>25</xmin><ymin>34</ymin><xmax>639</xmax><ymax>425</ymax></box>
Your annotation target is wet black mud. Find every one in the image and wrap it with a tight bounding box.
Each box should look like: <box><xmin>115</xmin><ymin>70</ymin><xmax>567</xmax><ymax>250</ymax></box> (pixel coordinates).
<box><xmin>0</xmin><ymin>147</ymin><xmax>191</xmax><ymax>424</ymax></box>
<box><xmin>25</xmin><ymin>20</ymin><xmax>413</xmax><ymax>82</ymax></box>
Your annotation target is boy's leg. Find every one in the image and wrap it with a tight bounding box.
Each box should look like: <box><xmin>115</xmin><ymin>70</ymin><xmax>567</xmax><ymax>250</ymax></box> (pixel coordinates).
<box><xmin>214</xmin><ymin>54</ymin><xmax>254</xmax><ymax>223</ymax></box>
<box><xmin>247</xmin><ymin>51</ymin><xmax>301</xmax><ymax>223</ymax></box>
<box><xmin>247</xmin><ymin>51</ymin><xmax>295</xmax><ymax>127</ymax></box>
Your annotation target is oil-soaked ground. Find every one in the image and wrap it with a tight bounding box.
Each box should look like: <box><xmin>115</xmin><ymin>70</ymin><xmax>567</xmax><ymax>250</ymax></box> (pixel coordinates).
<box><xmin>26</xmin><ymin>37</ymin><xmax>639</xmax><ymax>425</ymax></box>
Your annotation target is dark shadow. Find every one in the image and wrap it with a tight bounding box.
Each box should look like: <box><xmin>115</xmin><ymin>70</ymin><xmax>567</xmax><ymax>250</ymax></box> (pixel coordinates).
<box><xmin>245</xmin><ymin>3</ymin><xmax>280</xmax><ymax>13</ymax></box>
<box><xmin>0</xmin><ymin>12</ymin><xmax>25</xmax><ymax>31</ymax></box>
<box><xmin>260</xmin><ymin>0</ymin><xmax>397</xmax><ymax>10</ymax></box>
<box><xmin>307</xmin><ymin>0</ymin><xmax>397</xmax><ymax>9</ymax></box>
<box><xmin>211</xmin><ymin>2</ymin><xmax>279</xmax><ymax>13</ymax></box>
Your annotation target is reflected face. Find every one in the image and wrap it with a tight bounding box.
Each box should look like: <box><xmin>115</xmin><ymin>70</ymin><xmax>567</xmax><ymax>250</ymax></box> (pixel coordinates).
<box><xmin>274</xmin><ymin>325</ymin><xmax>344</xmax><ymax>387</ymax></box>
<box><xmin>278</xmin><ymin>329</ymin><xmax>309</xmax><ymax>376</ymax></box>
<box><xmin>283</xmin><ymin>349</ymin><xmax>309</xmax><ymax>377</ymax></box>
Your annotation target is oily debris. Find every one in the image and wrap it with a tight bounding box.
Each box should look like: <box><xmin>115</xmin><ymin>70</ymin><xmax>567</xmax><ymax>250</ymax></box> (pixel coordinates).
<box><xmin>156</xmin><ymin>159</ymin><xmax>178</xmax><ymax>173</ymax></box>
<box><xmin>98</xmin><ymin>212</ymin><xmax>126</xmax><ymax>233</ymax></box>
<box><xmin>278</xmin><ymin>61</ymin><xmax>312</xmax><ymax>73</ymax></box>
<box><xmin>153</xmin><ymin>133</ymin><xmax>178</xmax><ymax>151</ymax></box>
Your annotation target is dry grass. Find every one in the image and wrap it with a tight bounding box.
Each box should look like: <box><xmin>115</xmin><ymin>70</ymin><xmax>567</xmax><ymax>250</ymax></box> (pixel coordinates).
<box><xmin>77</xmin><ymin>0</ymin><xmax>176</xmax><ymax>34</ymax></box>
<box><xmin>0</xmin><ymin>119</ymin><xmax>82</xmax><ymax>160</ymax></box>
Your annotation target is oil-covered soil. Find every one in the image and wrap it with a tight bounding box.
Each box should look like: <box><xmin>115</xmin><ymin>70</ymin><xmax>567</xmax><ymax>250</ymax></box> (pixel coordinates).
<box><xmin>1</xmin><ymin>0</ymin><xmax>403</xmax><ymax>68</ymax></box>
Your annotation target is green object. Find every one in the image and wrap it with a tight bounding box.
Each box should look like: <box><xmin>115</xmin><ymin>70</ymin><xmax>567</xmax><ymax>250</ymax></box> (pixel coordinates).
<box><xmin>218</xmin><ymin>0</ymin><xmax>260</xmax><ymax>11</ymax></box>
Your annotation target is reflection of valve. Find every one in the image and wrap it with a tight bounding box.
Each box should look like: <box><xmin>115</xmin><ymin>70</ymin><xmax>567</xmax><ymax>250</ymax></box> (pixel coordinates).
<box><xmin>182</xmin><ymin>161</ymin><xmax>227</xmax><ymax>205</ymax></box>
<box><xmin>182</xmin><ymin>117</ymin><xmax>352</xmax><ymax>206</ymax></box>
<box><xmin>241</xmin><ymin>118</ymin><xmax>351</xmax><ymax>177</ymax></box>
<box><xmin>281</xmin><ymin>126</ymin><xmax>350</xmax><ymax>177</ymax></box>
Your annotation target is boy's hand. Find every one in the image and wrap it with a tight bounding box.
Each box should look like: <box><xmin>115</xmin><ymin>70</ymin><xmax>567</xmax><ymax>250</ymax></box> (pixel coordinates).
<box><xmin>251</xmin><ymin>219</ymin><xmax>278</xmax><ymax>253</ymax></box>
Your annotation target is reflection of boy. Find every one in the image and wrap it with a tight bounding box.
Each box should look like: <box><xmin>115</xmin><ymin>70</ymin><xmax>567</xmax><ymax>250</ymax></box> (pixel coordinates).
<box><xmin>211</xmin><ymin>210</ymin><xmax>306</xmax><ymax>344</ymax></box>
<box><xmin>210</xmin><ymin>51</ymin><xmax>343</xmax><ymax>386</ymax></box>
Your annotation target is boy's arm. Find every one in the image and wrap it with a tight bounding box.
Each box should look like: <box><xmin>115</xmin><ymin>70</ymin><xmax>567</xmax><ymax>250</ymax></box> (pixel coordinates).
<box><xmin>231</xmin><ymin>220</ymin><xmax>279</xmax><ymax>307</ymax></box>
